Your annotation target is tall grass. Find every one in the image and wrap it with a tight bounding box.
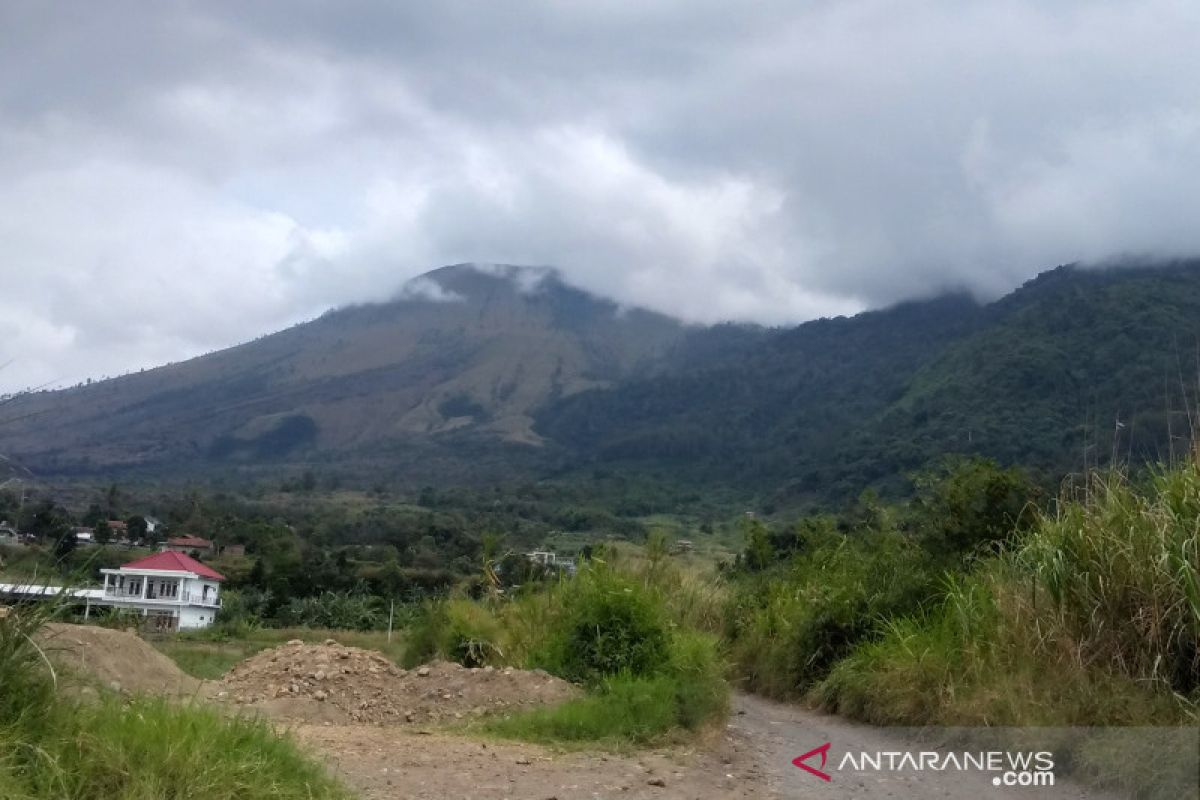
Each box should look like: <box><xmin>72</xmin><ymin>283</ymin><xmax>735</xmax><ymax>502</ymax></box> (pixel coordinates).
<box><xmin>0</xmin><ymin>599</ymin><xmax>351</xmax><ymax>799</ymax></box>
<box><xmin>1017</xmin><ymin>468</ymin><xmax>1200</xmax><ymax>694</ymax></box>
<box><xmin>725</xmin><ymin>531</ymin><xmax>939</xmax><ymax>698</ymax></box>
<box><xmin>817</xmin><ymin>465</ymin><xmax>1200</xmax><ymax>727</ymax></box>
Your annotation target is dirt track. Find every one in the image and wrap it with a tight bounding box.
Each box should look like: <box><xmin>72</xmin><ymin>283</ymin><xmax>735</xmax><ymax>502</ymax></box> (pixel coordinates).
<box><xmin>304</xmin><ymin>694</ymin><xmax>1127</xmax><ymax>799</ymax></box>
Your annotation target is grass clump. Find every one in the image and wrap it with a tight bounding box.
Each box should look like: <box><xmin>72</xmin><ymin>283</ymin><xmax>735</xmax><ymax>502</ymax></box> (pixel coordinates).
<box><xmin>413</xmin><ymin>560</ymin><xmax>730</xmax><ymax>747</ymax></box>
<box><xmin>0</xmin><ymin>601</ymin><xmax>350</xmax><ymax>799</ymax></box>
<box><xmin>486</xmin><ymin>674</ymin><xmax>683</xmax><ymax>746</ymax></box>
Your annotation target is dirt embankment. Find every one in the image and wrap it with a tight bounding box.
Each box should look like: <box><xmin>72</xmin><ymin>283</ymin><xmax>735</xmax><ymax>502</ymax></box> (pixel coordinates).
<box><xmin>217</xmin><ymin>639</ymin><xmax>581</xmax><ymax>726</ymax></box>
<box><xmin>38</xmin><ymin>622</ymin><xmax>201</xmax><ymax>696</ymax></box>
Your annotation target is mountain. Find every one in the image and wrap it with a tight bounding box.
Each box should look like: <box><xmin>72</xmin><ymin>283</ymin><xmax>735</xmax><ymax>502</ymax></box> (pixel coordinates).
<box><xmin>0</xmin><ymin>264</ymin><xmax>689</xmax><ymax>479</ymax></box>
<box><xmin>5</xmin><ymin>259</ymin><xmax>1200</xmax><ymax>502</ymax></box>
<box><xmin>539</xmin><ymin>260</ymin><xmax>1200</xmax><ymax>503</ymax></box>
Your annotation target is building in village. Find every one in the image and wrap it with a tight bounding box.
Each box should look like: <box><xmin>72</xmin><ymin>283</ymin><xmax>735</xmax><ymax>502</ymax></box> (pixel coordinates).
<box><xmin>99</xmin><ymin>551</ymin><xmax>224</xmax><ymax>630</ymax></box>
<box><xmin>161</xmin><ymin>535</ymin><xmax>215</xmax><ymax>558</ymax></box>
<box><xmin>0</xmin><ymin>551</ymin><xmax>225</xmax><ymax>631</ymax></box>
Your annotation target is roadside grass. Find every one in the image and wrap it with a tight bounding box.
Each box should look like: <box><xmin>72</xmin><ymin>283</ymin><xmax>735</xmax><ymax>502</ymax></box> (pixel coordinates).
<box><xmin>817</xmin><ymin>467</ymin><xmax>1200</xmax><ymax>728</ymax></box>
<box><xmin>409</xmin><ymin>559</ymin><xmax>730</xmax><ymax>748</ymax></box>
<box><xmin>484</xmin><ymin>674</ymin><xmax>690</xmax><ymax>749</ymax></box>
<box><xmin>1</xmin><ymin>600</ymin><xmax>351</xmax><ymax>800</ymax></box>
<box><xmin>155</xmin><ymin>625</ymin><xmax>405</xmax><ymax>679</ymax></box>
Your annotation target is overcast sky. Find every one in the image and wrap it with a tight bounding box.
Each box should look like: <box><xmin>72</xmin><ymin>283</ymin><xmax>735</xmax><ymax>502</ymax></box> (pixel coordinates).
<box><xmin>1</xmin><ymin>1</ymin><xmax>1198</xmax><ymax>392</ymax></box>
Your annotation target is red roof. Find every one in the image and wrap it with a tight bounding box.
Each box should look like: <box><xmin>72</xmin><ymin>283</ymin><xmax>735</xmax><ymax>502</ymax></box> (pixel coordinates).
<box><xmin>121</xmin><ymin>551</ymin><xmax>225</xmax><ymax>582</ymax></box>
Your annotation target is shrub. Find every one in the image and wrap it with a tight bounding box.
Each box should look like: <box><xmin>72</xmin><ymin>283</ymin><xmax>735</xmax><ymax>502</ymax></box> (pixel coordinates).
<box><xmin>404</xmin><ymin>598</ymin><xmax>507</xmax><ymax>668</ymax></box>
<box><xmin>1016</xmin><ymin>468</ymin><xmax>1200</xmax><ymax>693</ymax></box>
<box><xmin>725</xmin><ymin>531</ymin><xmax>939</xmax><ymax>697</ymax></box>
<box><xmin>535</xmin><ymin>566</ymin><xmax>671</xmax><ymax>684</ymax></box>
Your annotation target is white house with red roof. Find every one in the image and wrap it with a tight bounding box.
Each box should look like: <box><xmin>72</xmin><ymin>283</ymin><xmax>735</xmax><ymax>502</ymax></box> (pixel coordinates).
<box><xmin>98</xmin><ymin>551</ymin><xmax>225</xmax><ymax>631</ymax></box>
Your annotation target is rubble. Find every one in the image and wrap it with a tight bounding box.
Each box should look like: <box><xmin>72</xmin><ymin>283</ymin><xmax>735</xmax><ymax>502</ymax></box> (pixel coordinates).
<box><xmin>219</xmin><ymin>640</ymin><xmax>580</xmax><ymax>726</ymax></box>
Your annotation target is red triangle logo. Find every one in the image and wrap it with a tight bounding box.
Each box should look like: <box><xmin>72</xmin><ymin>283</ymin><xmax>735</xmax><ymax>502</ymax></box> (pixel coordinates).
<box><xmin>792</xmin><ymin>742</ymin><xmax>832</xmax><ymax>782</ymax></box>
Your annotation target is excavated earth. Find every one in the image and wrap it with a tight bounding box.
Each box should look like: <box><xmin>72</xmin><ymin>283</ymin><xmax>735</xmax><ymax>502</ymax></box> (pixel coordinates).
<box><xmin>216</xmin><ymin>639</ymin><xmax>581</xmax><ymax>726</ymax></box>
<box><xmin>39</xmin><ymin>622</ymin><xmax>202</xmax><ymax>696</ymax></box>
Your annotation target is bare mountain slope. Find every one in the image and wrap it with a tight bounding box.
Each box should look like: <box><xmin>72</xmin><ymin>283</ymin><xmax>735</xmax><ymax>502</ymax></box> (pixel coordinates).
<box><xmin>0</xmin><ymin>264</ymin><xmax>687</xmax><ymax>475</ymax></box>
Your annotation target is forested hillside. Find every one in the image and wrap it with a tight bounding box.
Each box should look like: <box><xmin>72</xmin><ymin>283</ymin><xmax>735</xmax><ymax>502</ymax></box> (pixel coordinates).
<box><xmin>540</xmin><ymin>260</ymin><xmax>1200</xmax><ymax>503</ymax></box>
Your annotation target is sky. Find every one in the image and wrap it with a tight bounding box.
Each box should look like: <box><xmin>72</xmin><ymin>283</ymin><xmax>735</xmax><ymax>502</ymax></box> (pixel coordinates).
<box><xmin>1</xmin><ymin>1</ymin><xmax>1199</xmax><ymax>392</ymax></box>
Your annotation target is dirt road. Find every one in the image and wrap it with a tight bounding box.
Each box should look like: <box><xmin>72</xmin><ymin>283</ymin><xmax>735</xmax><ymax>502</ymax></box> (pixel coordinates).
<box><xmin>729</xmin><ymin>693</ymin><xmax>1117</xmax><ymax>799</ymax></box>
<box><xmin>304</xmin><ymin>693</ymin><xmax>1124</xmax><ymax>799</ymax></box>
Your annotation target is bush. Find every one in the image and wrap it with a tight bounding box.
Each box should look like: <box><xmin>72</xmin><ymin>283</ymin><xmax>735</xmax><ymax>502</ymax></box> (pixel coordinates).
<box><xmin>404</xmin><ymin>598</ymin><xmax>507</xmax><ymax>668</ymax></box>
<box><xmin>488</xmin><ymin>630</ymin><xmax>728</xmax><ymax>747</ymax></box>
<box><xmin>411</xmin><ymin>561</ymin><xmax>729</xmax><ymax>746</ymax></box>
<box><xmin>275</xmin><ymin>591</ymin><xmax>381</xmax><ymax>630</ymax></box>
<box><xmin>1016</xmin><ymin>468</ymin><xmax>1200</xmax><ymax>693</ymax></box>
<box><xmin>725</xmin><ymin>531</ymin><xmax>939</xmax><ymax>697</ymax></box>
<box><xmin>534</xmin><ymin>566</ymin><xmax>671</xmax><ymax>684</ymax></box>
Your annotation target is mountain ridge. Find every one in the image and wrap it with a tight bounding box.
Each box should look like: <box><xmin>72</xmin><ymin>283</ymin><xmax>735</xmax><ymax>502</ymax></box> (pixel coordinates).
<box><xmin>5</xmin><ymin>259</ymin><xmax>1200</xmax><ymax>504</ymax></box>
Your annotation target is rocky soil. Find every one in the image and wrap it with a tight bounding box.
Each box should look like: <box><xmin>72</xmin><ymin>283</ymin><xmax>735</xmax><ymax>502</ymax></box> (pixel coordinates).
<box><xmin>217</xmin><ymin>639</ymin><xmax>581</xmax><ymax>726</ymax></box>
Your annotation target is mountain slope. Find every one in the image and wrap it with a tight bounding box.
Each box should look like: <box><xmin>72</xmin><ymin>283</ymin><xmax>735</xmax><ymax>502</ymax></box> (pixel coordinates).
<box><xmin>7</xmin><ymin>259</ymin><xmax>1200</xmax><ymax>502</ymax></box>
<box><xmin>0</xmin><ymin>264</ymin><xmax>688</xmax><ymax>476</ymax></box>
<box><xmin>536</xmin><ymin>260</ymin><xmax>1200</xmax><ymax>502</ymax></box>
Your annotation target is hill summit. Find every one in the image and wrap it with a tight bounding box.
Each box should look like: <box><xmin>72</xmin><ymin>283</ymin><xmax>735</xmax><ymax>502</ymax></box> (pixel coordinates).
<box><xmin>0</xmin><ymin>264</ymin><xmax>687</xmax><ymax>476</ymax></box>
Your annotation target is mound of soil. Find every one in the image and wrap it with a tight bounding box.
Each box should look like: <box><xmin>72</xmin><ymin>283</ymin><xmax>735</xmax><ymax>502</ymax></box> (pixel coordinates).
<box><xmin>38</xmin><ymin>622</ymin><xmax>201</xmax><ymax>696</ymax></box>
<box><xmin>219</xmin><ymin>639</ymin><xmax>580</xmax><ymax>726</ymax></box>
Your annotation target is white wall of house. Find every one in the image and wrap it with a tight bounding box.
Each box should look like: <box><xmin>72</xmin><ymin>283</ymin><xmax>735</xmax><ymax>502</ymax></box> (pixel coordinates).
<box><xmin>99</xmin><ymin>568</ymin><xmax>222</xmax><ymax>630</ymax></box>
<box><xmin>178</xmin><ymin>605</ymin><xmax>217</xmax><ymax>629</ymax></box>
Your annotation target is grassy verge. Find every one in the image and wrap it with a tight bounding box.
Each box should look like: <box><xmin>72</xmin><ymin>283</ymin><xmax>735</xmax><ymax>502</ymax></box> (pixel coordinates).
<box><xmin>485</xmin><ymin>674</ymin><xmax>703</xmax><ymax>748</ymax></box>
<box><xmin>726</xmin><ymin>462</ymin><xmax>1200</xmax><ymax>796</ymax></box>
<box><xmin>816</xmin><ymin>468</ymin><xmax>1200</xmax><ymax>728</ymax></box>
<box><xmin>1</xmin><ymin>604</ymin><xmax>351</xmax><ymax>799</ymax></box>
<box><xmin>408</xmin><ymin>558</ymin><xmax>730</xmax><ymax>747</ymax></box>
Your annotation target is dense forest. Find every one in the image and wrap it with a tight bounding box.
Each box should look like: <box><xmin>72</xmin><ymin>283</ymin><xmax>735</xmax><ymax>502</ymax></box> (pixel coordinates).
<box><xmin>540</xmin><ymin>260</ymin><xmax>1200</xmax><ymax>504</ymax></box>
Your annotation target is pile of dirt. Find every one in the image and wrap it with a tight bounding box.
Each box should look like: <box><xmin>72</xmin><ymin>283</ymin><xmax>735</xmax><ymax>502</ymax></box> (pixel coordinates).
<box><xmin>219</xmin><ymin>639</ymin><xmax>580</xmax><ymax>726</ymax></box>
<box><xmin>38</xmin><ymin>622</ymin><xmax>201</xmax><ymax>696</ymax></box>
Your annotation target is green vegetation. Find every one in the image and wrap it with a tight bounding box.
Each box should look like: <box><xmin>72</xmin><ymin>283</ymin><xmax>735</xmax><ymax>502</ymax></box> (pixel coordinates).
<box><xmin>0</xmin><ymin>602</ymin><xmax>349</xmax><ymax>799</ymax></box>
<box><xmin>542</xmin><ymin>261</ymin><xmax>1200</xmax><ymax>505</ymax></box>
<box><xmin>817</xmin><ymin>466</ymin><xmax>1200</xmax><ymax>727</ymax></box>
<box><xmin>410</xmin><ymin>557</ymin><xmax>729</xmax><ymax>748</ymax></box>
<box><xmin>723</xmin><ymin>457</ymin><xmax>1198</xmax><ymax>794</ymax></box>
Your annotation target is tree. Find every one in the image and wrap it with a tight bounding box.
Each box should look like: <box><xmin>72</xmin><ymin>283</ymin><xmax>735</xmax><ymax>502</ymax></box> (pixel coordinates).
<box><xmin>94</xmin><ymin>519</ymin><xmax>112</xmax><ymax>545</ymax></box>
<box><xmin>247</xmin><ymin>557</ymin><xmax>267</xmax><ymax>589</ymax></box>
<box><xmin>908</xmin><ymin>456</ymin><xmax>1038</xmax><ymax>561</ymax></box>
<box><xmin>741</xmin><ymin>517</ymin><xmax>774</xmax><ymax>571</ymax></box>
<box><xmin>53</xmin><ymin>530</ymin><xmax>76</xmax><ymax>563</ymax></box>
<box><xmin>126</xmin><ymin>515</ymin><xmax>149</xmax><ymax>542</ymax></box>
<box><xmin>104</xmin><ymin>483</ymin><xmax>122</xmax><ymax>518</ymax></box>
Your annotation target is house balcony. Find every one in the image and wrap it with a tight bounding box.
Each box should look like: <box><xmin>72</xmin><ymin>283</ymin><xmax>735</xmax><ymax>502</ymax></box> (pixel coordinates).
<box><xmin>101</xmin><ymin>588</ymin><xmax>221</xmax><ymax>607</ymax></box>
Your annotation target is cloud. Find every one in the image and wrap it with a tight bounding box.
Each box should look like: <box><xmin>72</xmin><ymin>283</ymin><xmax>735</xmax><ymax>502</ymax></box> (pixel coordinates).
<box><xmin>0</xmin><ymin>1</ymin><xmax>1198</xmax><ymax>390</ymax></box>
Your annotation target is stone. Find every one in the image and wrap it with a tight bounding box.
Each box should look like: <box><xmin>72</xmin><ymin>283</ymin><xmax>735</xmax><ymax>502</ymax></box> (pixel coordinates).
<box><xmin>416</xmin><ymin>666</ymin><xmax>431</xmax><ymax>677</ymax></box>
